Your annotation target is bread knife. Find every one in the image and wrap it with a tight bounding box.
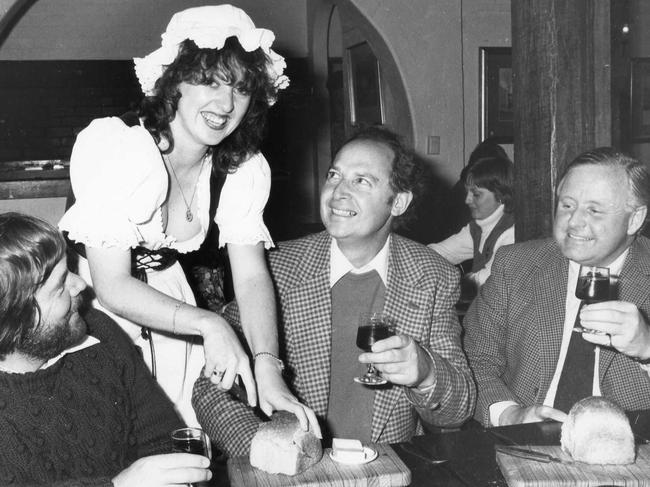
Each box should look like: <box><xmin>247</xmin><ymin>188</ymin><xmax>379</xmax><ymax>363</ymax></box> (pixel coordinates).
<box><xmin>495</xmin><ymin>445</ymin><xmax>573</xmax><ymax>464</ymax></box>
<box><xmin>228</xmin><ymin>381</ymin><xmax>249</xmax><ymax>404</ymax></box>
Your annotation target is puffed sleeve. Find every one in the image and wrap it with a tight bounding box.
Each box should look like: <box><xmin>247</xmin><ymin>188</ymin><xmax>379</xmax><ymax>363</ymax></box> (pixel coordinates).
<box><xmin>215</xmin><ymin>152</ymin><xmax>274</xmax><ymax>249</ymax></box>
<box><xmin>58</xmin><ymin>117</ymin><xmax>168</xmax><ymax>250</ymax></box>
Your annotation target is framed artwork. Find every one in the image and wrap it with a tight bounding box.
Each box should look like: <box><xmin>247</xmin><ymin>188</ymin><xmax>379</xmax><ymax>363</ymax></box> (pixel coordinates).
<box><xmin>630</xmin><ymin>57</ymin><xmax>650</xmax><ymax>142</ymax></box>
<box><xmin>346</xmin><ymin>41</ymin><xmax>384</xmax><ymax>126</ymax></box>
<box><xmin>480</xmin><ymin>47</ymin><xmax>513</xmax><ymax>144</ymax></box>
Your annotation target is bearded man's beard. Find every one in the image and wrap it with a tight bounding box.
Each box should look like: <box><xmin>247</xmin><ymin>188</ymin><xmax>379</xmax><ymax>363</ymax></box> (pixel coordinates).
<box><xmin>19</xmin><ymin>297</ymin><xmax>88</xmax><ymax>361</ymax></box>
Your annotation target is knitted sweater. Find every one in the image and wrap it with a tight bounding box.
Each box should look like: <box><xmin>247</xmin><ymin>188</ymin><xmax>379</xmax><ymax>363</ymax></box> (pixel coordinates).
<box><xmin>0</xmin><ymin>309</ymin><xmax>183</xmax><ymax>486</ymax></box>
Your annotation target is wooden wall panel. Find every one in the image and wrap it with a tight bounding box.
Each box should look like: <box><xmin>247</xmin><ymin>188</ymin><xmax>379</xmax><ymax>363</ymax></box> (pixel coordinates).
<box><xmin>511</xmin><ymin>0</ymin><xmax>611</xmax><ymax>241</ymax></box>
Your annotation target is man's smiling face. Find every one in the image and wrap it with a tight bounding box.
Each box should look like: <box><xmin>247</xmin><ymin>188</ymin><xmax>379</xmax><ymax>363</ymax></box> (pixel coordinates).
<box><xmin>553</xmin><ymin>164</ymin><xmax>642</xmax><ymax>266</ymax></box>
<box><xmin>320</xmin><ymin>139</ymin><xmax>405</xmax><ymax>254</ymax></box>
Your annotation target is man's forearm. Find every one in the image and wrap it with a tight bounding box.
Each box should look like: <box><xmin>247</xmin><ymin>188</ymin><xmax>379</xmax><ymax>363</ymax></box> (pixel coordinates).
<box><xmin>192</xmin><ymin>374</ymin><xmax>262</xmax><ymax>457</ymax></box>
<box><xmin>405</xmin><ymin>348</ymin><xmax>476</xmax><ymax>427</ymax></box>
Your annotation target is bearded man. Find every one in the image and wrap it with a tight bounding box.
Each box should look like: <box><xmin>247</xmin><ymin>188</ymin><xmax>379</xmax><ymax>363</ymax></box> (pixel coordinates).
<box><xmin>0</xmin><ymin>213</ymin><xmax>211</xmax><ymax>486</ymax></box>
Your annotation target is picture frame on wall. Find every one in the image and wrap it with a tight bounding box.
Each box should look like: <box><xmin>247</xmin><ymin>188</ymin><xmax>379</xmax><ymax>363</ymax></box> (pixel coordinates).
<box><xmin>630</xmin><ymin>57</ymin><xmax>650</xmax><ymax>142</ymax></box>
<box><xmin>347</xmin><ymin>41</ymin><xmax>384</xmax><ymax>127</ymax></box>
<box><xmin>479</xmin><ymin>47</ymin><xmax>513</xmax><ymax>144</ymax></box>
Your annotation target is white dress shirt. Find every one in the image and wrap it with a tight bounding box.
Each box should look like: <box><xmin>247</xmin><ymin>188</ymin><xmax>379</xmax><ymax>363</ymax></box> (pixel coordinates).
<box><xmin>329</xmin><ymin>236</ymin><xmax>390</xmax><ymax>288</ymax></box>
<box><xmin>42</xmin><ymin>335</ymin><xmax>99</xmax><ymax>369</ymax></box>
<box><xmin>0</xmin><ymin>335</ymin><xmax>100</xmax><ymax>374</ymax></box>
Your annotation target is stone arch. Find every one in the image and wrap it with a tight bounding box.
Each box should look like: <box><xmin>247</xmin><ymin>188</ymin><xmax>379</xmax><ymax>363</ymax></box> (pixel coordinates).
<box><xmin>308</xmin><ymin>0</ymin><xmax>414</xmax><ymax>214</ymax></box>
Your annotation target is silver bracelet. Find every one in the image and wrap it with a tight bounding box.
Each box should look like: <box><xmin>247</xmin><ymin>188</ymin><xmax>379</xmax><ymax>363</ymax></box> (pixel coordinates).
<box><xmin>253</xmin><ymin>351</ymin><xmax>285</xmax><ymax>371</ymax></box>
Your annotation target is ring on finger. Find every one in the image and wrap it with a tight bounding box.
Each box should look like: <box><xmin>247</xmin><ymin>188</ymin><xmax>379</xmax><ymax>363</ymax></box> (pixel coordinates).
<box><xmin>606</xmin><ymin>333</ymin><xmax>612</xmax><ymax>348</ymax></box>
<box><xmin>212</xmin><ymin>369</ymin><xmax>225</xmax><ymax>379</ymax></box>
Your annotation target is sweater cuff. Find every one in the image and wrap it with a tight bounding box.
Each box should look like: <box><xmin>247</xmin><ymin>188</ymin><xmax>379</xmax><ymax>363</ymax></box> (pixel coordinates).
<box><xmin>403</xmin><ymin>346</ymin><xmax>439</xmax><ymax>409</ymax></box>
<box><xmin>489</xmin><ymin>400</ymin><xmax>519</xmax><ymax>427</ymax></box>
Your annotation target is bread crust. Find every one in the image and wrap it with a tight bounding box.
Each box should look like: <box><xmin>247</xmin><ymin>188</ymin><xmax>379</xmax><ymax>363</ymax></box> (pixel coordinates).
<box><xmin>250</xmin><ymin>411</ymin><xmax>323</xmax><ymax>475</ymax></box>
<box><xmin>561</xmin><ymin>396</ymin><xmax>635</xmax><ymax>465</ymax></box>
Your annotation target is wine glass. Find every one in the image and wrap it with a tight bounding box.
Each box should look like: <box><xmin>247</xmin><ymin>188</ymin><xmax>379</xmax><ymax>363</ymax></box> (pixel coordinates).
<box><xmin>573</xmin><ymin>266</ymin><xmax>610</xmax><ymax>334</ymax></box>
<box><xmin>354</xmin><ymin>312</ymin><xmax>396</xmax><ymax>386</ymax></box>
<box><xmin>575</xmin><ymin>266</ymin><xmax>610</xmax><ymax>303</ymax></box>
<box><xmin>171</xmin><ymin>427</ymin><xmax>211</xmax><ymax>487</ymax></box>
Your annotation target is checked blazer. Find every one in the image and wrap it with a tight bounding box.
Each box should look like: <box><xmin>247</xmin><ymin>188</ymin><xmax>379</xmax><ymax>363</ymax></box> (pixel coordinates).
<box><xmin>193</xmin><ymin>231</ymin><xmax>476</xmax><ymax>456</ymax></box>
<box><xmin>464</xmin><ymin>236</ymin><xmax>650</xmax><ymax>426</ymax></box>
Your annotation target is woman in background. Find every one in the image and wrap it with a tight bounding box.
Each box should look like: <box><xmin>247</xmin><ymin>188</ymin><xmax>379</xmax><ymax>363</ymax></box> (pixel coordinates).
<box><xmin>440</xmin><ymin>138</ymin><xmax>509</xmax><ymax>239</ymax></box>
<box><xmin>428</xmin><ymin>155</ymin><xmax>514</xmax><ymax>291</ymax></box>
<box><xmin>60</xmin><ymin>4</ymin><xmax>318</xmax><ymax>434</ymax></box>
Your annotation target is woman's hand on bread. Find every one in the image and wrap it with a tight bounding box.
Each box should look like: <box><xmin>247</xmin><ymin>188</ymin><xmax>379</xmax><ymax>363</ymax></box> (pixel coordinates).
<box><xmin>255</xmin><ymin>356</ymin><xmax>322</xmax><ymax>438</ymax></box>
<box><xmin>499</xmin><ymin>404</ymin><xmax>567</xmax><ymax>426</ymax></box>
<box><xmin>112</xmin><ymin>453</ymin><xmax>211</xmax><ymax>487</ymax></box>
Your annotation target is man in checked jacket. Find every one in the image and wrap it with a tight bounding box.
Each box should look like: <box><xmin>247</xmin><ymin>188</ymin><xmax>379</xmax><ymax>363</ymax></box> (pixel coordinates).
<box><xmin>465</xmin><ymin>147</ymin><xmax>650</xmax><ymax>428</ymax></box>
<box><xmin>193</xmin><ymin>127</ymin><xmax>476</xmax><ymax>456</ymax></box>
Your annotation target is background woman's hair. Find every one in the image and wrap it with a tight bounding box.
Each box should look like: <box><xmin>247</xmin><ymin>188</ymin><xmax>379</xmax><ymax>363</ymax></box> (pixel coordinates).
<box><xmin>463</xmin><ymin>155</ymin><xmax>514</xmax><ymax>212</ymax></box>
<box><xmin>459</xmin><ymin>138</ymin><xmax>509</xmax><ymax>183</ymax></box>
<box><xmin>139</xmin><ymin>37</ymin><xmax>279</xmax><ymax>173</ymax></box>
<box><xmin>0</xmin><ymin>213</ymin><xmax>66</xmax><ymax>359</ymax></box>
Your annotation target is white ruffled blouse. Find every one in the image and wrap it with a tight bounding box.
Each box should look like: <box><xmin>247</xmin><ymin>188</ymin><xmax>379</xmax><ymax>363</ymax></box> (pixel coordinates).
<box><xmin>59</xmin><ymin>116</ymin><xmax>274</xmax><ymax>252</ymax></box>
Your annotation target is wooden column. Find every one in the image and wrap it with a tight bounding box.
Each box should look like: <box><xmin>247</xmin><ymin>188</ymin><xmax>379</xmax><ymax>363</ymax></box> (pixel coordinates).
<box><xmin>511</xmin><ymin>0</ymin><xmax>611</xmax><ymax>241</ymax></box>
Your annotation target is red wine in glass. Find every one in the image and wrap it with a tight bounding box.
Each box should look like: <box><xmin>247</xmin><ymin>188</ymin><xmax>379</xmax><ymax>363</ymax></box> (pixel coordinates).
<box><xmin>354</xmin><ymin>313</ymin><xmax>396</xmax><ymax>385</ymax></box>
<box><xmin>172</xmin><ymin>436</ymin><xmax>208</xmax><ymax>456</ymax></box>
<box><xmin>576</xmin><ymin>275</ymin><xmax>610</xmax><ymax>303</ymax></box>
<box><xmin>574</xmin><ymin>266</ymin><xmax>609</xmax><ymax>334</ymax></box>
<box><xmin>171</xmin><ymin>428</ymin><xmax>210</xmax><ymax>456</ymax></box>
<box><xmin>356</xmin><ymin>324</ymin><xmax>394</xmax><ymax>352</ymax></box>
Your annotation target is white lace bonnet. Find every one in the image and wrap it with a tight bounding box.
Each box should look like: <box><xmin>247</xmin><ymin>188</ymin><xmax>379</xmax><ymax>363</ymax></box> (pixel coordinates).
<box><xmin>133</xmin><ymin>4</ymin><xmax>289</xmax><ymax>104</ymax></box>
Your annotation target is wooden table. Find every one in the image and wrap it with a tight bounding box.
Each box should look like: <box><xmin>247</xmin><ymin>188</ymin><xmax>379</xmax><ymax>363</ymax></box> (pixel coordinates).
<box><xmin>209</xmin><ymin>410</ymin><xmax>650</xmax><ymax>486</ymax></box>
<box><xmin>396</xmin><ymin>420</ymin><xmax>560</xmax><ymax>486</ymax></box>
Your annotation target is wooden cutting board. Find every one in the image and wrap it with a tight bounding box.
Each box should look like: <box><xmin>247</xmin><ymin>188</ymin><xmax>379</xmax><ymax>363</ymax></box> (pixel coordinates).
<box><xmin>496</xmin><ymin>444</ymin><xmax>650</xmax><ymax>486</ymax></box>
<box><xmin>228</xmin><ymin>443</ymin><xmax>411</xmax><ymax>487</ymax></box>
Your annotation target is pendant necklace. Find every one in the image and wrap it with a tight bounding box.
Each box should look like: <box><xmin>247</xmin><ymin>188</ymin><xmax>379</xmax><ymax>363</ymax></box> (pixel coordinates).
<box><xmin>164</xmin><ymin>154</ymin><xmax>205</xmax><ymax>222</ymax></box>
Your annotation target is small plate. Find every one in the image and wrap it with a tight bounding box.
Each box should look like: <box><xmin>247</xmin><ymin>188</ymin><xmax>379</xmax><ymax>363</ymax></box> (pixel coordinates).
<box><xmin>329</xmin><ymin>446</ymin><xmax>378</xmax><ymax>465</ymax></box>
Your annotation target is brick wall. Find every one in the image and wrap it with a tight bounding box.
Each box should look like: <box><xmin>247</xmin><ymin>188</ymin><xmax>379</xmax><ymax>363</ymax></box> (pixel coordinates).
<box><xmin>0</xmin><ymin>60</ymin><xmax>142</xmax><ymax>162</ymax></box>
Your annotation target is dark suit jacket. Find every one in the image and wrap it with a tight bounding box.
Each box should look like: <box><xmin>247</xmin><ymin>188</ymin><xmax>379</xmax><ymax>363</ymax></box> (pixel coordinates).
<box><xmin>193</xmin><ymin>232</ymin><xmax>476</xmax><ymax>456</ymax></box>
<box><xmin>464</xmin><ymin>236</ymin><xmax>650</xmax><ymax>426</ymax></box>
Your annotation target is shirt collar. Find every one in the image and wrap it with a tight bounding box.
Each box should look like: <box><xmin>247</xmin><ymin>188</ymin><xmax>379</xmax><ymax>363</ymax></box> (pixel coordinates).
<box><xmin>475</xmin><ymin>204</ymin><xmax>505</xmax><ymax>229</ymax></box>
<box><xmin>41</xmin><ymin>335</ymin><xmax>100</xmax><ymax>369</ymax></box>
<box><xmin>568</xmin><ymin>247</ymin><xmax>629</xmax><ymax>279</ymax></box>
<box><xmin>330</xmin><ymin>235</ymin><xmax>390</xmax><ymax>288</ymax></box>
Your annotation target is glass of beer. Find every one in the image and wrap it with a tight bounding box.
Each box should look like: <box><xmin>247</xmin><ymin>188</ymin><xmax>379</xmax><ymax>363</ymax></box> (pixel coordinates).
<box><xmin>171</xmin><ymin>427</ymin><xmax>211</xmax><ymax>487</ymax></box>
<box><xmin>354</xmin><ymin>312</ymin><xmax>396</xmax><ymax>386</ymax></box>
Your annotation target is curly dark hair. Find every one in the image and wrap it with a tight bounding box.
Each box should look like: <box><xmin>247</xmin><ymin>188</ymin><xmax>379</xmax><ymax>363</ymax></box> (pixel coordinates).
<box><xmin>345</xmin><ymin>126</ymin><xmax>424</xmax><ymax>229</ymax></box>
<box><xmin>0</xmin><ymin>213</ymin><xmax>67</xmax><ymax>359</ymax></box>
<box><xmin>463</xmin><ymin>155</ymin><xmax>514</xmax><ymax>213</ymax></box>
<box><xmin>138</xmin><ymin>37</ymin><xmax>279</xmax><ymax>174</ymax></box>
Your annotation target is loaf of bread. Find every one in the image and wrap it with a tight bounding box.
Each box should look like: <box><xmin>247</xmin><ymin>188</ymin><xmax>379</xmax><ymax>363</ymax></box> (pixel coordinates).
<box><xmin>560</xmin><ymin>396</ymin><xmax>635</xmax><ymax>465</ymax></box>
<box><xmin>249</xmin><ymin>411</ymin><xmax>323</xmax><ymax>475</ymax></box>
